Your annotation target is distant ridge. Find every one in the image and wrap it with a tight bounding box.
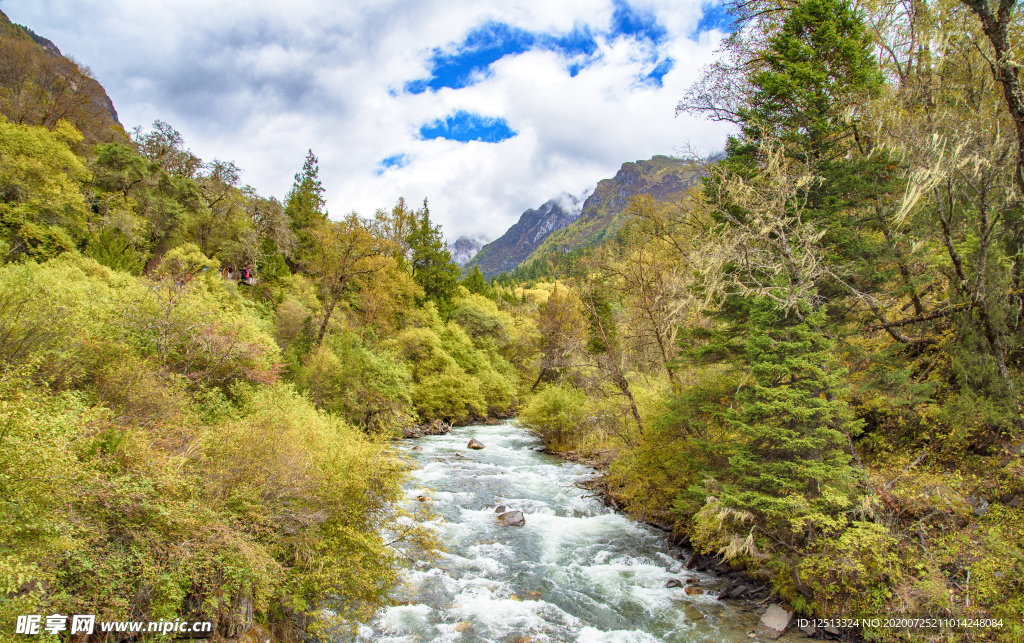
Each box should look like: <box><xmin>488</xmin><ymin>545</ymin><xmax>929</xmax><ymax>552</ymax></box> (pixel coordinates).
<box><xmin>465</xmin><ymin>192</ymin><xmax>585</xmax><ymax>278</ymax></box>
<box><xmin>465</xmin><ymin>156</ymin><xmax>703</xmax><ymax>278</ymax></box>
<box><xmin>448</xmin><ymin>235</ymin><xmax>489</xmax><ymax>266</ymax></box>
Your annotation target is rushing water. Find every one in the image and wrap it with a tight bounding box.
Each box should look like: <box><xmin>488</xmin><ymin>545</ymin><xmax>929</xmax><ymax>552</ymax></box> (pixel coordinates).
<box><xmin>359</xmin><ymin>423</ymin><xmax>788</xmax><ymax>643</ymax></box>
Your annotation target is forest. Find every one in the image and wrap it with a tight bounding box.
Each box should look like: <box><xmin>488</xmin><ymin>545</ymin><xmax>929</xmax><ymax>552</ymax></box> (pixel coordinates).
<box><xmin>1</xmin><ymin>0</ymin><xmax>1023</xmax><ymax>640</ymax></box>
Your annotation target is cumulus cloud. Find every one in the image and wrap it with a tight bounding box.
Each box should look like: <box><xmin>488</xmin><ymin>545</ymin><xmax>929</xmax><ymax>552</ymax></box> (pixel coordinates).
<box><xmin>4</xmin><ymin>0</ymin><xmax>735</xmax><ymax>240</ymax></box>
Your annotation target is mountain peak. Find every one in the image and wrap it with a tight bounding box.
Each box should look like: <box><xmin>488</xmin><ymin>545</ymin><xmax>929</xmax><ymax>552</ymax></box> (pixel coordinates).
<box><xmin>448</xmin><ymin>235</ymin><xmax>490</xmax><ymax>266</ymax></box>
<box><xmin>466</xmin><ymin>156</ymin><xmax>702</xmax><ymax>277</ymax></box>
<box><xmin>464</xmin><ymin>189</ymin><xmax>591</xmax><ymax>277</ymax></box>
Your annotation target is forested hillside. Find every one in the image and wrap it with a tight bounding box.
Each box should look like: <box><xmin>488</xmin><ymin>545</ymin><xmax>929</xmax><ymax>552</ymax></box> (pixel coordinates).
<box><xmin>511</xmin><ymin>0</ymin><xmax>1024</xmax><ymax>639</ymax></box>
<box><xmin>0</xmin><ymin>11</ymin><xmax>124</xmax><ymax>144</ymax></box>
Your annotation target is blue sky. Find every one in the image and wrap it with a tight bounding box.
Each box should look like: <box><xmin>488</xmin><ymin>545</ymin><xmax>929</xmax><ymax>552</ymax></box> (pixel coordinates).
<box><xmin>4</xmin><ymin>0</ymin><xmax>736</xmax><ymax>241</ymax></box>
<box><xmin>418</xmin><ymin>111</ymin><xmax>517</xmax><ymax>144</ymax></box>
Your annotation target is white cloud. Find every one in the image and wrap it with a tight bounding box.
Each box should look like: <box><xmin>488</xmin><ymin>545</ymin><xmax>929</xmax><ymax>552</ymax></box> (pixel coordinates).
<box><xmin>3</xmin><ymin>0</ymin><xmax>735</xmax><ymax>240</ymax></box>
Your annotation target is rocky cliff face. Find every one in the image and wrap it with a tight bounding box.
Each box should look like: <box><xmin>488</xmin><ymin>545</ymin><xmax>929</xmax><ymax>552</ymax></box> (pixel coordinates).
<box><xmin>465</xmin><ymin>193</ymin><xmax>584</xmax><ymax>277</ymax></box>
<box><xmin>448</xmin><ymin>235</ymin><xmax>489</xmax><ymax>266</ymax></box>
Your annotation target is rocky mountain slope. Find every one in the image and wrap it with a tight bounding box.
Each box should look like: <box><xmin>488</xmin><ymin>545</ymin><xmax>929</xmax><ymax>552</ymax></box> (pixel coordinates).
<box><xmin>465</xmin><ymin>193</ymin><xmax>584</xmax><ymax>277</ymax></box>
<box><xmin>466</xmin><ymin>156</ymin><xmax>702</xmax><ymax>277</ymax></box>
<box><xmin>522</xmin><ymin>155</ymin><xmax>702</xmax><ymax>267</ymax></box>
<box><xmin>0</xmin><ymin>9</ymin><xmax>124</xmax><ymax>142</ymax></box>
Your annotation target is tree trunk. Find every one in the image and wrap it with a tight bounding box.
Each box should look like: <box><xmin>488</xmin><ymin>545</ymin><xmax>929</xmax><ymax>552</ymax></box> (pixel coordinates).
<box><xmin>316</xmin><ymin>297</ymin><xmax>337</xmax><ymax>346</ymax></box>
<box><xmin>587</xmin><ymin>292</ymin><xmax>645</xmax><ymax>434</ymax></box>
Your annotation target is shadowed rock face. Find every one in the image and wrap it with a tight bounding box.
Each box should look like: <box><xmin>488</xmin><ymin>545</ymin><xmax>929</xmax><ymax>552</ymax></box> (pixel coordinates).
<box><xmin>465</xmin><ymin>195</ymin><xmax>583</xmax><ymax>277</ymax></box>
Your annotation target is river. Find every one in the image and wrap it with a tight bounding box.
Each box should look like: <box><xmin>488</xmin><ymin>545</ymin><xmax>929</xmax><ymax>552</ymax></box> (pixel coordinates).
<box><xmin>358</xmin><ymin>422</ymin><xmax>793</xmax><ymax>643</ymax></box>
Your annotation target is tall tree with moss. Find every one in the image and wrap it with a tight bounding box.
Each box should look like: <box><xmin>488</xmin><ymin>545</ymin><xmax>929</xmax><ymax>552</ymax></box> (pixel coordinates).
<box><xmin>675</xmin><ymin>0</ymin><xmax>878</xmax><ymax>583</ymax></box>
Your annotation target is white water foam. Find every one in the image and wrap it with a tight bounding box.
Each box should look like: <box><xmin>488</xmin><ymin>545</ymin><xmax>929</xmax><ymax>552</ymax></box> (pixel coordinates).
<box><xmin>358</xmin><ymin>422</ymin><xmax>774</xmax><ymax>642</ymax></box>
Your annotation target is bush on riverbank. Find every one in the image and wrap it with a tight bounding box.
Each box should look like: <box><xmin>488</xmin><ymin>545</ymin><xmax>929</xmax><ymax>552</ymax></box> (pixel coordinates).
<box><xmin>518</xmin><ymin>384</ymin><xmax>588</xmax><ymax>447</ymax></box>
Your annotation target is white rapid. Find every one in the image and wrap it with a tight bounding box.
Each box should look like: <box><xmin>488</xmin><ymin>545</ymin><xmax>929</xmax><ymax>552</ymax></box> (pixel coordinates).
<box><xmin>359</xmin><ymin>422</ymin><xmax>775</xmax><ymax>643</ymax></box>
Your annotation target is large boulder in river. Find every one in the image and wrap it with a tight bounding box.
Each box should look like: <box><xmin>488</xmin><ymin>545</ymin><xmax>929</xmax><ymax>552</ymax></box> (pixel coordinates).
<box><xmin>468</xmin><ymin>438</ymin><xmax>485</xmax><ymax>449</ymax></box>
<box><xmin>497</xmin><ymin>510</ymin><xmax>525</xmax><ymax>526</ymax></box>
<box><xmin>756</xmin><ymin>604</ymin><xmax>794</xmax><ymax>639</ymax></box>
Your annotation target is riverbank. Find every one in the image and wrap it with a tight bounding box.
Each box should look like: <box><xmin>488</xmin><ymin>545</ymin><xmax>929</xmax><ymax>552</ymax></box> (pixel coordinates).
<box><xmin>547</xmin><ymin>446</ymin><xmax>859</xmax><ymax>642</ymax></box>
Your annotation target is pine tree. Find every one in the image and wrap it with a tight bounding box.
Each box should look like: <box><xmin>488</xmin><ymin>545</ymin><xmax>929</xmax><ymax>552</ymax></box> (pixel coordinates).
<box><xmin>712</xmin><ymin>301</ymin><xmax>865</xmax><ymax>552</ymax></box>
<box><xmin>738</xmin><ymin>0</ymin><xmax>881</xmax><ymax>164</ymax></box>
<box><xmin>719</xmin><ymin>0</ymin><xmax>888</xmax><ymax>232</ymax></box>
<box><xmin>406</xmin><ymin>199</ymin><xmax>459</xmax><ymax>315</ymax></box>
<box><xmin>460</xmin><ymin>265</ymin><xmax>490</xmax><ymax>297</ymax></box>
<box><xmin>284</xmin><ymin>150</ymin><xmax>326</xmax><ymax>263</ymax></box>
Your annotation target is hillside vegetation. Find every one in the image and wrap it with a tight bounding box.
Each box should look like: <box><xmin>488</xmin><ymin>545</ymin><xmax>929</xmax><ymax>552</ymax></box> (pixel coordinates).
<box><xmin>0</xmin><ymin>11</ymin><xmax>124</xmax><ymax>144</ymax></box>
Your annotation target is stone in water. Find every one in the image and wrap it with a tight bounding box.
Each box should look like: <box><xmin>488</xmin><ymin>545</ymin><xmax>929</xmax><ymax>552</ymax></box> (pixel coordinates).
<box><xmin>756</xmin><ymin>604</ymin><xmax>794</xmax><ymax>639</ymax></box>
<box><xmin>497</xmin><ymin>510</ymin><xmax>525</xmax><ymax>526</ymax></box>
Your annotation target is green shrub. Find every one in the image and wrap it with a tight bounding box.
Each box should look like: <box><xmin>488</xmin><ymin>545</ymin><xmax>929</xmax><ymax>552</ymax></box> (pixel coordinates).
<box><xmin>412</xmin><ymin>366</ymin><xmax>485</xmax><ymax>422</ymax></box>
<box><xmin>295</xmin><ymin>332</ymin><xmax>413</xmax><ymax>432</ymax></box>
<box><xmin>519</xmin><ymin>384</ymin><xmax>587</xmax><ymax>447</ymax></box>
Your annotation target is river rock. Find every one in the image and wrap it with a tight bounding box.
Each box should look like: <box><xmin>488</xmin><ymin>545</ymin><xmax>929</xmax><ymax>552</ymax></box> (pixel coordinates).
<box><xmin>684</xmin><ymin>605</ymin><xmax>704</xmax><ymax>621</ymax></box>
<box><xmin>666</xmin><ymin>579</ymin><xmax>683</xmax><ymax>588</ymax></box>
<box><xmin>727</xmin><ymin>584</ymin><xmax>750</xmax><ymax>599</ymax></box>
<box><xmin>756</xmin><ymin>604</ymin><xmax>794</xmax><ymax>639</ymax></box>
<box><xmin>497</xmin><ymin>510</ymin><xmax>525</xmax><ymax>526</ymax></box>
<box><xmin>798</xmin><ymin>622</ymin><xmax>818</xmax><ymax>637</ymax></box>
<box><xmin>968</xmin><ymin>495</ymin><xmax>989</xmax><ymax>517</ymax></box>
<box><xmin>494</xmin><ymin>504</ymin><xmax>507</xmax><ymax>513</ymax></box>
<box><xmin>468</xmin><ymin>438</ymin><xmax>485</xmax><ymax>449</ymax></box>
<box><xmin>684</xmin><ymin>586</ymin><xmax>703</xmax><ymax>596</ymax></box>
